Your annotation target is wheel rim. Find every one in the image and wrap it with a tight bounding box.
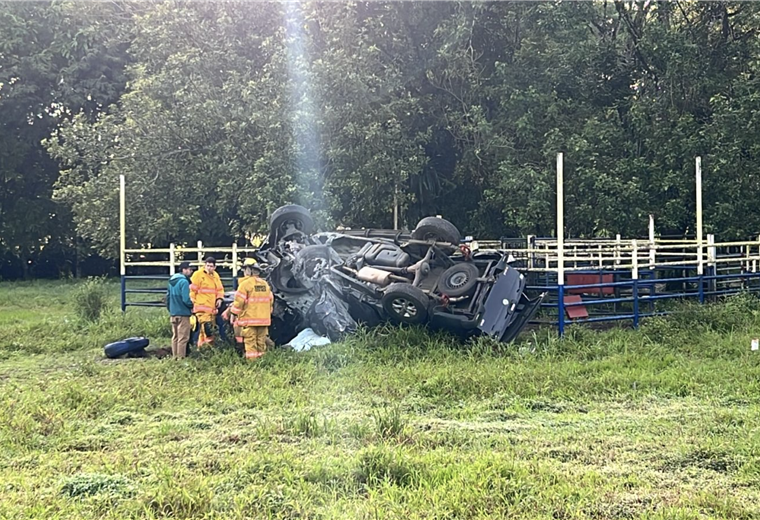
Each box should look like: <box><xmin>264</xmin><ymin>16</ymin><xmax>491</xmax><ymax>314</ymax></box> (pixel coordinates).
<box><xmin>391</xmin><ymin>297</ymin><xmax>418</xmax><ymax>318</ymax></box>
<box><xmin>279</xmin><ymin>218</ymin><xmax>304</xmax><ymax>235</ymax></box>
<box><xmin>448</xmin><ymin>271</ymin><xmax>470</xmax><ymax>288</ymax></box>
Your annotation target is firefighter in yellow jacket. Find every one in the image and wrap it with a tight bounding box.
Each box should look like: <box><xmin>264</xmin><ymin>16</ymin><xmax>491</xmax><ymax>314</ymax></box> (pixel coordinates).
<box><xmin>190</xmin><ymin>256</ymin><xmax>225</xmax><ymax>347</ymax></box>
<box><xmin>227</xmin><ymin>258</ymin><xmax>273</xmax><ymax>360</ymax></box>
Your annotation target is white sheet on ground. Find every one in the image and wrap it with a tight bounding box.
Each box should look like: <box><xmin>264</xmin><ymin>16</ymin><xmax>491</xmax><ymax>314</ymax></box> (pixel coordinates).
<box><xmin>287</xmin><ymin>328</ymin><xmax>331</xmax><ymax>352</ymax></box>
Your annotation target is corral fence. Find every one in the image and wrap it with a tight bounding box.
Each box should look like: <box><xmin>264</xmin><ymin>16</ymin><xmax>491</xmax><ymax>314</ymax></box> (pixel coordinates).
<box><xmin>507</xmin><ymin>234</ymin><xmax>760</xmax><ymax>334</ymax></box>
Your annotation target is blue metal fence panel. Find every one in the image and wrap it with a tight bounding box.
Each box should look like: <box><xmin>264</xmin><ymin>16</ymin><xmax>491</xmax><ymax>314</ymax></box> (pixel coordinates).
<box><xmin>528</xmin><ymin>269</ymin><xmax>760</xmax><ymax>335</ymax></box>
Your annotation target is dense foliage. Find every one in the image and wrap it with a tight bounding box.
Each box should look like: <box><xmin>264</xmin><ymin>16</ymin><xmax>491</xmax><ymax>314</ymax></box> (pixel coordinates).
<box><xmin>4</xmin><ymin>1</ymin><xmax>760</xmax><ymax>274</ymax></box>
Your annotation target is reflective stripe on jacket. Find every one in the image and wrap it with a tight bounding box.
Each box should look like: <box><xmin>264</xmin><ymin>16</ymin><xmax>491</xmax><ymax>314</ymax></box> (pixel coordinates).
<box><xmin>190</xmin><ymin>269</ymin><xmax>224</xmax><ymax>314</ymax></box>
<box><xmin>229</xmin><ymin>275</ymin><xmax>273</xmax><ymax>326</ymax></box>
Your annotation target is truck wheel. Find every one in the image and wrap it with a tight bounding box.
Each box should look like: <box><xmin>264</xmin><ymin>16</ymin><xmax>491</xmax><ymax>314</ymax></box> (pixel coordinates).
<box><xmin>382</xmin><ymin>284</ymin><xmax>429</xmax><ymax>325</ymax></box>
<box><xmin>438</xmin><ymin>263</ymin><xmax>479</xmax><ymax>297</ymax></box>
<box><xmin>411</xmin><ymin>217</ymin><xmax>461</xmax><ymax>244</ymax></box>
<box><xmin>269</xmin><ymin>205</ymin><xmax>314</xmax><ymax>242</ymax></box>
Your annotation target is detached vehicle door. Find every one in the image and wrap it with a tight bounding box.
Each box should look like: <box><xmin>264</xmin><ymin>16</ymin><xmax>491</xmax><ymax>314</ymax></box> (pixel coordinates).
<box><xmin>477</xmin><ymin>266</ymin><xmax>543</xmax><ymax>342</ymax></box>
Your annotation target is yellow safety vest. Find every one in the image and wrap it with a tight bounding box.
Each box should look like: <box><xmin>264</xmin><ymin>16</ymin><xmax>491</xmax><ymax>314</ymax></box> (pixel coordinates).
<box><xmin>229</xmin><ymin>275</ymin><xmax>273</xmax><ymax>326</ymax></box>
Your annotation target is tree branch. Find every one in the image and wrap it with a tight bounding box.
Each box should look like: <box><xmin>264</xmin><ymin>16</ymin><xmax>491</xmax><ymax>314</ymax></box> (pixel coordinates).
<box><xmin>614</xmin><ymin>1</ymin><xmax>659</xmax><ymax>82</ymax></box>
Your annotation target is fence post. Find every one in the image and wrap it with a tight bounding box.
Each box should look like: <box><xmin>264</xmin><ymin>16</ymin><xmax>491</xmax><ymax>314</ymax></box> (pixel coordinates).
<box><xmin>707</xmin><ymin>234</ymin><xmax>716</xmax><ymax>297</ymax></box>
<box><xmin>598</xmin><ymin>244</ymin><xmax>603</xmax><ymax>269</ymax></box>
<box><xmin>707</xmin><ymin>234</ymin><xmax>715</xmax><ymax>267</ymax></box>
<box><xmin>632</xmin><ymin>239</ymin><xmax>639</xmax><ymax>328</ymax></box>
<box><xmin>556</xmin><ymin>152</ymin><xmax>565</xmax><ymax>337</ymax></box>
<box><xmin>169</xmin><ymin>243</ymin><xmax>176</xmax><ymax>276</ymax></box>
<box><xmin>558</xmin><ymin>284</ymin><xmax>565</xmax><ymax>337</ymax></box>
<box><xmin>755</xmin><ymin>234</ymin><xmax>760</xmax><ymax>292</ymax></box>
<box><xmin>699</xmin><ymin>276</ymin><xmax>705</xmax><ymax>304</ymax></box>
<box><xmin>527</xmin><ymin>235</ymin><xmax>535</xmax><ymax>269</ymax></box>
<box><xmin>232</xmin><ymin>242</ymin><xmax>239</xmax><ymax>290</ymax></box>
<box><xmin>698</xmin><ymin>232</ymin><xmax>705</xmax><ymax>303</ymax></box>
<box><xmin>232</xmin><ymin>242</ymin><xmax>238</xmax><ymax>277</ymax></box>
<box><xmin>696</xmin><ymin>157</ymin><xmax>704</xmax><ymax>276</ymax></box>
<box><xmin>745</xmin><ymin>241</ymin><xmax>751</xmax><ymax>274</ymax></box>
<box><xmin>120</xmin><ymin>275</ymin><xmax>126</xmax><ymax>312</ymax></box>
<box><xmin>744</xmin><ymin>247</ymin><xmax>749</xmax><ymax>287</ymax></box>
<box><xmin>649</xmin><ymin>214</ymin><xmax>656</xmax><ymax>269</ymax></box>
<box><xmin>197</xmin><ymin>240</ymin><xmax>203</xmax><ymax>266</ymax></box>
<box><xmin>613</xmin><ymin>235</ymin><xmax>622</xmax><ymax>312</ymax></box>
<box><xmin>119</xmin><ymin>174</ymin><xmax>126</xmax><ymax>312</ymax></box>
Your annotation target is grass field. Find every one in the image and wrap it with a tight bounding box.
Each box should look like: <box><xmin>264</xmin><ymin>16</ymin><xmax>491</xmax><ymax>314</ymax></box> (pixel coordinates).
<box><xmin>1</xmin><ymin>280</ymin><xmax>760</xmax><ymax>519</ymax></box>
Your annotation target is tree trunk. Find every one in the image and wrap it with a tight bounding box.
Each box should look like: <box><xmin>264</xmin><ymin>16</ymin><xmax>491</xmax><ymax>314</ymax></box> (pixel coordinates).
<box><xmin>75</xmin><ymin>235</ymin><xmax>81</xmax><ymax>279</ymax></box>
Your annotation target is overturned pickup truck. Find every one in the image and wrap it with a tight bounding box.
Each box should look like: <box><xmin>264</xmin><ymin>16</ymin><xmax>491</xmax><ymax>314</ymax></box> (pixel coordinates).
<box><xmin>231</xmin><ymin>205</ymin><xmax>543</xmax><ymax>345</ymax></box>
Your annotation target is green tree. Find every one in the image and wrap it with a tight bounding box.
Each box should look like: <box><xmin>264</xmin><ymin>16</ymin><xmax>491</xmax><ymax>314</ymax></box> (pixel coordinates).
<box><xmin>0</xmin><ymin>1</ymin><xmax>131</xmax><ymax>276</ymax></box>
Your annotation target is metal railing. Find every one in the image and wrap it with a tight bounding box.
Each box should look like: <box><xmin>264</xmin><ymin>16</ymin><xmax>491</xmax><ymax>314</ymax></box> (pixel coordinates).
<box><xmin>509</xmin><ymin>234</ymin><xmax>760</xmax><ymax>334</ymax></box>
<box><xmin>120</xmin><ymin>241</ymin><xmax>256</xmax><ymax>310</ymax></box>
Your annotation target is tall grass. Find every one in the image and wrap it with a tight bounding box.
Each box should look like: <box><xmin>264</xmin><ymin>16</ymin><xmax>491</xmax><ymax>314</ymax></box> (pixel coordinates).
<box><xmin>0</xmin><ymin>279</ymin><xmax>170</xmax><ymax>358</ymax></box>
<box><xmin>2</xmin><ymin>282</ymin><xmax>760</xmax><ymax>519</ymax></box>
<box><xmin>72</xmin><ymin>277</ymin><xmax>111</xmax><ymax>323</ymax></box>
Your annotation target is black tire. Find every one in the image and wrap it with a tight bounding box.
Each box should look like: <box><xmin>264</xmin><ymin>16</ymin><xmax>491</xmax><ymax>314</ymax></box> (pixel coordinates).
<box><xmin>104</xmin><ymin>337</ymin><xmax>150</xmax><ymax>359</ymax></box>
<box><xmin>411</xmin><ymin>217</ymin><xmax>461</xmax><ymax>244</ymax></box>
<box><xmin>269</xmin><ymin>205</ymin><xmax>314</xmax><ymax>242</ymax></box>
<box><xmin>381</xmin><ymin>283</ymin><xmax>430</xmax><ymax>325</ymax></box>
<box><xmin>438</xmin><ymin>262</ymin><xmax>479</xmax><ymax>297</ymax></box>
